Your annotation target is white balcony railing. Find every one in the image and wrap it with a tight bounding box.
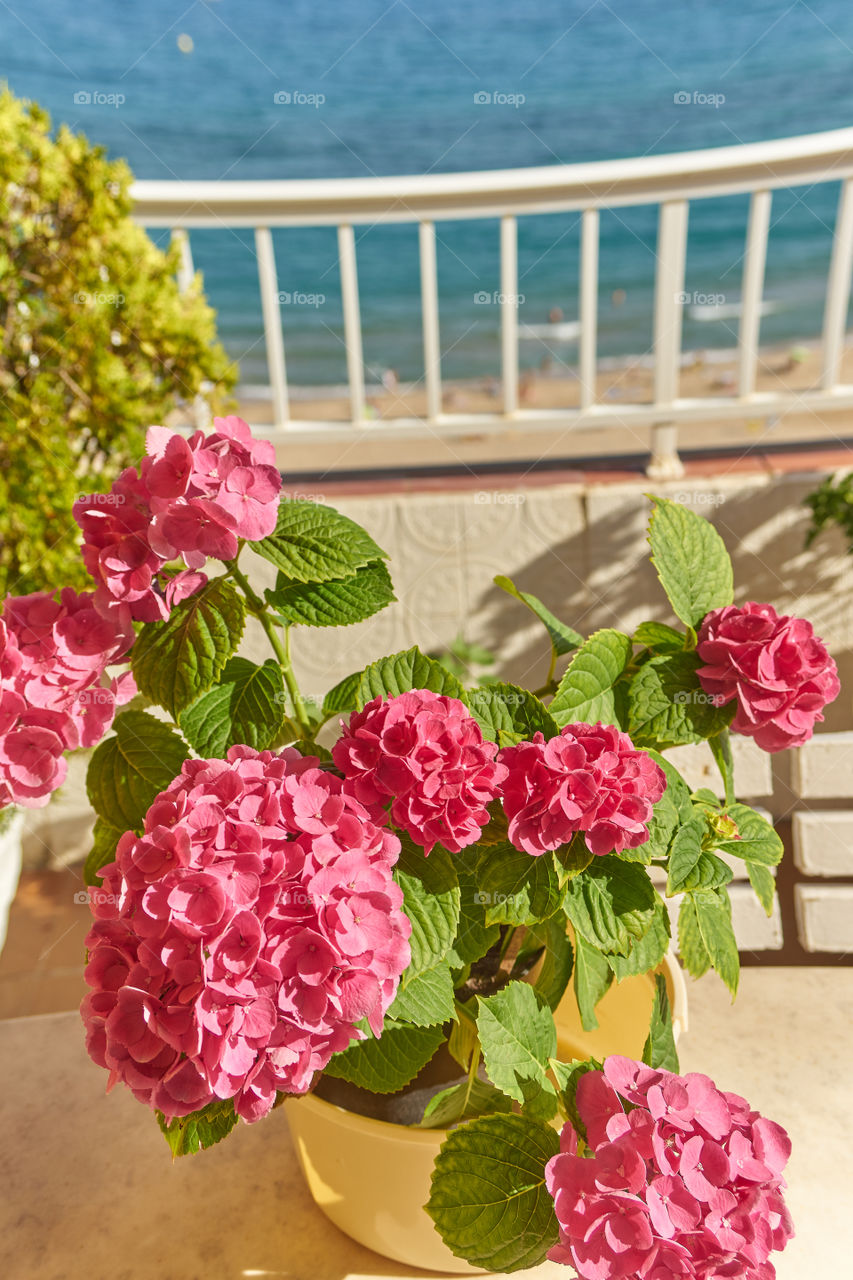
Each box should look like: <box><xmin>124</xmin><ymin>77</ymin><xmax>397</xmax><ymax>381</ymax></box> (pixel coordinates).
<box><xmin>132</xmin><ymin>127</ymin><xmax>853</xmax><ymax>474</ymax></box>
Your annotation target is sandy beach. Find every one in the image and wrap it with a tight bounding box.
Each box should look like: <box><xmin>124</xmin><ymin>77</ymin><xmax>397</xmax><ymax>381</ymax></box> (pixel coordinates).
<box><xmin>226</xmin><ymin>337</ymin><xmax>853</xmax><ymax>474</ymax></box>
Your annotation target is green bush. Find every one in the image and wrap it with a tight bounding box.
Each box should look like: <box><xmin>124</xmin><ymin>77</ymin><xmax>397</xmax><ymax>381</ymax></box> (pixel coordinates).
<box><xmin>0</xmin><ymin>88</ymin><xmax>236</xmax><ymax>597</ymax></box>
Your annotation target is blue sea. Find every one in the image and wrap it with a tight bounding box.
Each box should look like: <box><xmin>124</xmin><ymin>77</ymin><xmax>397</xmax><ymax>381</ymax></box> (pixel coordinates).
<box><xmin>3</xmin><ymin>0</ymin><xmax>853</xmax><ymax>388</ymax></box>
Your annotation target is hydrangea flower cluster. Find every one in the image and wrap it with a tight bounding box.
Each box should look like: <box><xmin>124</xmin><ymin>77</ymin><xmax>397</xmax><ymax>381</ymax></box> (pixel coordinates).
<box><xmin>0</xmin><ymin>589</ymin><xmax>133</xmax><ymax>808</ymax></box>
<box><xmin>333</xmin><ymin>690</ymin><xmax>507</xmax><ymax>854</ymax></box>
<box><xmin>546</xmin><ymin>1056</ymin><xmax>793</xmax><ymax>1280</ymax></box>
<box><xmin>73</xmin><ymin>416</ymin><xmax>282</xmax><ymax>623</ymax></box>
<box><xmin>696</xmin><ymin>602</ymin><xmax>839</xmax><ymax>752</ymax></box>
<box><xmin>81</xmin><ymin>747</ymin><xmax>411</xmax><ymax>1122</ymax></box>
<box><xmin>499</xmin><ymin>722</ymin><xmax>666</xmax><ymax>857</ymax></box>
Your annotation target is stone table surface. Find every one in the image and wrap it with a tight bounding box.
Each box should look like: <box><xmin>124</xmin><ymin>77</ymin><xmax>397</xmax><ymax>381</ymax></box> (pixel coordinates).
<box><xmin>0</xmin><ymin>968</ymin><xmax>851</xmax><ymax>1280</ymax></box>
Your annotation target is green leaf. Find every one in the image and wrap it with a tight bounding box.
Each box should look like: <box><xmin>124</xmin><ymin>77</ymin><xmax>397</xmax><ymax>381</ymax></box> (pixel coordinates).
<box><xmin>83</xmin><ymin>817</ymin><xmax>125</xmax><ymax>885</ymax></box>
<box><xmin>678</xmin><ymin>888</ymin><xmax>739</xmax><ymax>996</ymax></box>
<box><xmin>178</xmin><ymin>657</ymin><xmax>285</xmax><ymax>755</ymax></box>
<box><xmin>476</xmin><ymin>982</ymin><xmax>558</xmax><ymax>1109</ymax></box>
<box><xmin>647</xmin><ymin>496</ymin><xmax>734</xmax><ymax>627</ymax></box>
<box><xmin>716</xmin><ymin>804</ymin><xmax>783</xmax><ymax>866</ymax></box>
<box><xmin>494</xmin><ymin>575</ymin><xmax>583</xmax><ymax>657</ymax></box>
<box><xmin>356</xmin><ymin>645</ymin><xmax>467</xmax><ymax>708</ymax></box>
<box><xmin>427</xmin><ymin>1113</ymin><xmax>560</xmax><ymax>1273</ymax></box>
<box><xmin>131</xmin><ymin>577</ymin><xmax>246</xmax><ymax>718</ymax></box>
<box><xmin>633</xmin><ymin>621</ymin><xmax>685</xmax><ymax>651</ymax></box>
<box><xmin>252</xmin><ymin>499</ymin><xmax>387</xmax><ymax>583</ymax></box>
<box><xmin>642</xmin><ymin>972</ymin><xmax>679</xmax><ymax>1072</ymax></box>
<box><xmin>562</xmin><ymin>856</ymin><xmax>657</xmax><ymax>957</ymax></box>
<box><xmin>553</xmin><ymin>836</ymin><xmax>595</xmax><ymax>885</ymax></box>
<box><xmin>573</xmin><ymin>933</ymin><xmax>614</xmax><ymax>1031</ymax></box>
<box><xmin>608</xmin><ymin>893</ymin><xmax>671</xmax><ymax>981</ymax></box>
<box><xmin>387</xmin><ymin>959</ymin><xmax>456</xmax><ymax>1026</ymax></box>
<box><xmin>548</xmin><ymin>629</ymin><xmax>633</xmax><ymax>728</ymax></box>
<box><xmin>156</xmin><ymin>1098</ymin><xmax>238</xmax><ymax>1158</ymax></box>
<box><xmin>394</xmin><ymin>838</ymin><xmax>460</xmax><ymax>977</ymax></box>
<box><xmin>746</xmin><ymin>861</ymin><xmax>776</xmax><ymax>915</ymax></box>
<box><xmin>623</xmin><ymin>752</ymin><xmax>694</xmax><ymax>866</ymax></box>
<box><xmin>446</xmin><ymin>851</ymin><xmax>501</xmax><ymax>969</ymax></box>
<box><xmin>266</xmin><ymin>559</ymin><xmax>395</xmax><ymax>628</ymax></box>
<box><xmin>666</xmin><ymin>814</ymin><xmax>733</xmax><ymax>895</ymax></box>
<box><xmin>467</xmin><ymin>683</ymin><xmax>557</xmax><ymax>746</ymax></box>
<box><xmin>475</xmin><ymin>841</ymin><xmax>564</xmax><ymax>927</ymax></box>
<box><xmin>322</xmin><ymin>669</ymin><xmax>363</xmax><ymax>716</ymax></box>
<box><xmin>550</xmin><ymin>1057</ymin><xmax>604</xmax><ymax>1140</ymax></box>
<box><xmin>627</xmin><ymin>651</ymin><xmax>735</xmax><ymax>748</ymax></box>
<box><xmin>529</xmin><ymin>915</ymin><xmax>574</xmax><ymax>1012</ymax></box>
<box><xmin>420</xmin><ymin>1077</ymin><xmax>513</xmax><ymax>1129</ymax></box>
<box><xmin>323</xmin><ymin>1021</ymin><xmax>445</xmax><ymax>1093</ymax></box>
<box><xmin>87</xmin><ymin>710</ymin><xmax>189</xmax><ymax>832</ymax></box>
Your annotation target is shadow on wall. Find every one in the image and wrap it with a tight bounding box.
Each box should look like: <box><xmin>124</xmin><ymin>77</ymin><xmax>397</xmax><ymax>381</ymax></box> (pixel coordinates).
<box><xmin>476</xmin><ymin>475</ymin><xmax>852</xmax><ymax>733</ymax></box>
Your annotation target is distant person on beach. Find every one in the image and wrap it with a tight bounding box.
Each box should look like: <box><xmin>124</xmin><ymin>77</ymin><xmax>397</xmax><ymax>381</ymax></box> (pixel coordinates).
<box><xmin>382</xmin><ymin>368</ymin><xmax>399</xmax><ymax>393</ymax></box>
<box><xmin>611</xmin><ymin>289</ymin><xmax>626</xmax><ymax>308</ymax></box>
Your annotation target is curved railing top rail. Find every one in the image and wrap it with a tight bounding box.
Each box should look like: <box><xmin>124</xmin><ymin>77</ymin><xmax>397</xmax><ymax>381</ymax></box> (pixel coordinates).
<box><xmin>131</xmin><ymin>127</ymin><xmax>853</xmax><ymax>226</ymax></box>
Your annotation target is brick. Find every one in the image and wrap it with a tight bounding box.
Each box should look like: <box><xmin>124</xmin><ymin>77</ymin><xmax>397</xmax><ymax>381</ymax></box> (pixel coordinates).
<box><xmin>795</xmin><ymin>885</ymin><xmax>853</xmax><ymax>953</ymax></box>
<box><xmin>657</xmin><ymin>878</ymin><xmax>782</xmax><ymax>951</ymax></box>
<box><xmin>791</xmin><ymin>732</ymin><xmax>853</xmax><ymax>799</ymax></box>
<box><xmin>792</xmin><ymin>812</ymin><xmax>853</xmax><ymax>877</ymax></box>
<box><xmin>664</xmin><ymin>739</ymin><xmax>772</xmax><ymax>798</ymax></box>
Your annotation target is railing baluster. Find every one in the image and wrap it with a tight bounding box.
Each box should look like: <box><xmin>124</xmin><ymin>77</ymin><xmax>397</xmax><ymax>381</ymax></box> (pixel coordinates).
<box><xmin>419</xmin><ymin>220</ymin><xmax>442</xmax><ymax>421</ymax></box>
<box><xmin>255</xmin><ymin>227</ymin><xmax>290</xmax><ymax>430</ymax></box>
<box><xmin>579</xmin><ymin>208</ymin><xmax>599</xmax><ymax>411</ymax></box>
<box><xmin>170</xmin><ymin>228</ymin><xmax>195</xmax><ymax>293</ymax></box>
<box><xmin>653</xmin><ymin>200</ymin><xmax>689</xmax><ymax>407</ymax></box>
<box><xmin>338</xmin><ymin>224</ymin><xmax>366</xmax><ymax>423</ymax></box>
<box><xmin>822</xmin><ymin>177</ymin><xmax>853</xmax><ymax>390</ymax></box>
<box><xmin>500</xmin><ymin>215</ymin><xmax>519</xmax><ymax>414</ymax></box>
<box><xmin>738</xmin><ymin>190</ymin><xmax>772</xmax><ymax>398</ymax></box>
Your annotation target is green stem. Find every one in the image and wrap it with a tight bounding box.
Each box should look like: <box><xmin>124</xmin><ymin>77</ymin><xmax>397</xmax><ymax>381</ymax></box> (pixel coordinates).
<box><xmin>226</xmin><ymin>559</ymin><xmax>310</xmax><ymax>736</ymax></box>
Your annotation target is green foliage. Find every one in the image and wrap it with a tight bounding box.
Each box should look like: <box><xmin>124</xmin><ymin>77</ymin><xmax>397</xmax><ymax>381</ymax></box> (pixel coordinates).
<box><xmin>266</xmin><ymin>560</ymin><xmax>395</xmax><ymax>628</ymax></box>
<box><xmin>356</xmin><ymin>645</ymin><xmax>467</xmax><ymax>707</ymax></box>
<box><xmin>647</xmin><ymin>496</ymin><xmax>734</xmax><ymax>627</ymax></box>
<box><xmin>494</xmin><ymin>575</ymin><xmax>583</xmax><ymax>660</ymax></box>
<box><xmin>324</xmin><ymin>1021</ymin><xmax>445</xmax><ymax>1093</ymax></box>
<box><xmin>803</xmin><ymin>470</ymin><xmax>853</xmax><ymax>553</ymax></box>
<box><xmin>562</xmin><ymin>856</ymin><xmax>657</xmax><ymax>957</ymax></box>
<box><xmin>476</xmin><ymin>983</ymin><xmax>558</xmax><ymax>1114</ymax></box>
<box><xmin>156</xmin><ymin>1098</ymin><xmax>238</xmax><ymax>1158</ymax></box>
<box><xmin>420</xmin><ymin>1076</ymin><xmax>512</xmax><ymax>1128</ymax></box>
<box><xmin>0</xmin><ymin>88</ymin><xmax>234</xmax><ymax>598</ymax></box>
<box><xmin>252</xmin><ymin>499</ymin><xmax>387</xmax><ymax>583</ymax></box>
<box><xmin>678</xmin><ymin>888</ymin><xmax>740</xmax><ymax>996</ymax></box>
<box><xmin>82</xmin><ymin>817</ymin><xmax>125</xmax><ymax>885</ymax></box>
<box><xmin>179</xmin><ymin>657</ymin><xmax>286</xmax><ymax>755</ymax></box>
<box><xmin>627</xmin><ymin>651</ymin><xmax>735</xmax><ymax>747</ymax></box>
<box><xmin>573</xmin><ymin>933</ymin><xmax>614</xmax><ymax>1031</ymax></box>
<box><xmin>86</xmin><ymin>710</ymin><xmax>189</xmax><ymax>833</ymax></box>
<box><xmin>642</xmin><ymin>973</ymin><xmax>679</xmax><ymax>1072</ymax></box>
<box><xmin>131</xmin><ymin>578</ymin><xmax>246</xmax><ymax>718</ymax></box>
<box><xmin>394</xmin><ymin>839</ymin><xmax>460</xmax><ymax>976</ymax></box>
<box><xmin>475</xmin><ymin>842</ymin><xmax>564</xmax><ymax>926</ymax></box>
<box><xmin>548</xmin><ymin>629</ymin><xmax>633</xmax><ymax>727</ymax></box>
<box><xmin>468</xmin><ymin>683</ymin><xmax>557</xmax><ymax>746</ymax></box>
<box><xmin>427</xmin><ymin>1113</ymin><xmax>560</xmax><ymax>1272</ymax></box>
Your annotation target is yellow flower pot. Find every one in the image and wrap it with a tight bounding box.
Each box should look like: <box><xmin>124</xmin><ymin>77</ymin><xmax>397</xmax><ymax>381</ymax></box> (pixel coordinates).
<box><xmin>284</xmin><ymin>953</ymin><xmax>687</xmax><ymax>1273</ymax></box>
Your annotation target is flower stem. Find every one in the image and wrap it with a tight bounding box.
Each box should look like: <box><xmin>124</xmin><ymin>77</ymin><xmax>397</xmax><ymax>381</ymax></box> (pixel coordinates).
<box><xmin>226</xmin><ymin>559</ymin><xmax>311</xmax><ymax>736</ymax></box>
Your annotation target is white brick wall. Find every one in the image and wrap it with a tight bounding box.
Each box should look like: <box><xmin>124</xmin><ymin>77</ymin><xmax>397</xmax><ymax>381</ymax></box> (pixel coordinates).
<box><xmin>793</xmin><ymin>812</ymin><xmax>853</xmax><ymax>877</ymax></box>
<box><xmin>795</xmin><ymin>885</ymin><xmax>853</xmax><ymax>954</ymax></box>
<box><xmin>791</xmin><ymin>732</ymin><xmax>853</xmax><ymax>800</ymax></box>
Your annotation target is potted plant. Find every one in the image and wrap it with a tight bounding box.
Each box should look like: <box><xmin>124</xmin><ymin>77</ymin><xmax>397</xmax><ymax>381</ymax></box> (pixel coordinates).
<box><xmin>0</xmin><ymin>417</ymin><xmax>837</xmax><ymax>1277</ymax></box>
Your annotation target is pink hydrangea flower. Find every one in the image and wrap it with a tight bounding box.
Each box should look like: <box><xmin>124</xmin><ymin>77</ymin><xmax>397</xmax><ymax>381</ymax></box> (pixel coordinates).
<box><xmin>546</xmin><ymin>1056</ymin><xmax>793</xmax><ymax>1280</ymax></box>
<box><xmin>74</xmin><ymin>417</ymin><xmax>281</xmax><ymax>621</ymax></box>
<box><xmin>499</xmin><ymin>722</ymin><xmax>666</xmax><ymax>857</ymax></box>
<box><xmin>81</xmin><ymin>747</ymin><xmax>412</xmax><ymax>1123</ymax></box>
<box><xmin>332</xmin><ymin>690</ymin><xmax>507</xmax><ymax>854</ymax></box>
<box><xmin>696</xmin><ymin>603</ymin><xmax>839</xmax><ymax>752</ymax></box>
<box><xmin>0</xmin><ymin>589</ymin><xmax>133</xmax><ymax>809</ymax></box>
